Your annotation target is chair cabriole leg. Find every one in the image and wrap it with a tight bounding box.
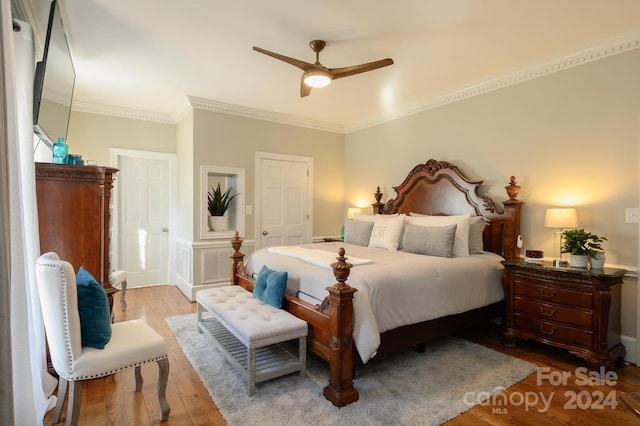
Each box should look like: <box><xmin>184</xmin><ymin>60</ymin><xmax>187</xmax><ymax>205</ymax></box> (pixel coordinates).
<box><xmin>66</xmin><ymin>381</ymin><xmax>81</xmax><ymax>426</ymax></box>
<box><xmin>134</xmin><ymin>365</ymin><xmax>143</xmax><ymax>391</ymax></box>
<box><xmin>51</xmin><ymin>377</ymin><xmax>67</xmax><ymax>424</ymax></box>
<box><xmin>157</xmin><ymin>358</ymin><xmax>171</xmax><ymax>421</ymax></box>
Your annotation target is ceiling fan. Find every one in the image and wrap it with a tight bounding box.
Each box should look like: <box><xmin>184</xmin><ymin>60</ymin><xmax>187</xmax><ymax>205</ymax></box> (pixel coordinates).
<box><xmin>253</xmin><ymin>40</ymin><xmax>394</xmax><ymax>97</ymax></box>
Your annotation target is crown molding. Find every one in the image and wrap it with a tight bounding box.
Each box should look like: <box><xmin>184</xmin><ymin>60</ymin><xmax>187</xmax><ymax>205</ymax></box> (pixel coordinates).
<box><xmin>345</xmin><ymin>30</ymin><xmax>640</xmax><ymax>133</ymax></box>
<box><xmin>72</xmin><ymin>101</ymin><xmax>176</xmax><ymax>124</ymax></box>
<box><xmin>184</xmin><ymin>96</ymin><xmax>345</xmax><ymax>134</ymax></box>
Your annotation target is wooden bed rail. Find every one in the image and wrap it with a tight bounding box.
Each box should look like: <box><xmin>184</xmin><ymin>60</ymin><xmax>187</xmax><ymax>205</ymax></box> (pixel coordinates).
<box><xmin>230</xmin><ymin>232</ymin><xmax>359</xmax><ymax>407</ymax></box>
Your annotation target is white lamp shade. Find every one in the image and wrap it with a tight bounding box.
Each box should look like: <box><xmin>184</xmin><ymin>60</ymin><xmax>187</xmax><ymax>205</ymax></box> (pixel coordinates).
<box><xmin>346</xmin><ymin>207</ymin><xmax>362</xmax><ymax>219</ymax></box>
<box><xmin>303</xmin><ymin>70</ymin><xmax>332</xmax><ymax>88</ymax></box>
<box><xmin>544</xmin><ymin>208</ymin><xmax>578</xmax><ymax>229</ymax></box>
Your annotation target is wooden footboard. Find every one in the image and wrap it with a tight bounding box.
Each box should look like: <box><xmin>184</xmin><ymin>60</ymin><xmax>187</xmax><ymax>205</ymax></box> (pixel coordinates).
<box><xmin>231</xmin><ymin>233</ymin><xmax>359</xmax><ymax>407</ymax></box>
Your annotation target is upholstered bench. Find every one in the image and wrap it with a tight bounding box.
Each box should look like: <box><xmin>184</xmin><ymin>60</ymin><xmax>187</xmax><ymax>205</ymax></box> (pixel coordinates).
<box><xmin>196</xmin><ymin>286</ymin><xmax>308</xmax><ymax>396</ymax></box>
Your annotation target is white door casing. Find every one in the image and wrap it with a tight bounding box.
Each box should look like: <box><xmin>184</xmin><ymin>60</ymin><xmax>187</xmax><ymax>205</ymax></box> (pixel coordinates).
<box><xmin>111</xmin><ymin>149</ymin><xmax>176</xmax><ymax>287</ymax></box>
<box><xmin>255</xmin><ymin>153</ymin><xmax>312</xmax><ymax>249</ymax></box>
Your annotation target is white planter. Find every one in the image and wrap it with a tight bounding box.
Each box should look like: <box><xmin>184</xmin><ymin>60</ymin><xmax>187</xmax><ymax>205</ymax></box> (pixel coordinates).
<box><xmin>589</xmin><ymin>252</ymin><xmax>606</xmax><ymax>269</ymax></box>
<box><xmin>569</xmin><ymin>254</ymin><xmax>589</xmax><ymax>268</ymax></box>
<box><xmin>208</xmin><ymin>215</ymin><xmax>228</xmax><ymax>231</ymax></box>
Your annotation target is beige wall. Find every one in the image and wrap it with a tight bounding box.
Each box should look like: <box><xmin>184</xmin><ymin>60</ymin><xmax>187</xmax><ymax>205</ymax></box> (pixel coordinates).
<box><xmin>67</xmin><ymin>111</ymin><xmax>176</xmax><ymax>166</ymax></box>
<box><xmin>191</xmin><ymin>108</ymin><xmax>344</xmax><ymax>241</ymax></box>
<box><xmin>176</xmin><ymin>110</ymin><xmax>195</xmax><ymax>240</ymax></box>
<box><xmin>345</xmin><ymin>48</ymin><xmax>640</xmax><ymax>338</ymax></box>
<box><xmin>345</xmin><ymin>48</ymin><xmax>640</xmax><ymax>269</ymax></box>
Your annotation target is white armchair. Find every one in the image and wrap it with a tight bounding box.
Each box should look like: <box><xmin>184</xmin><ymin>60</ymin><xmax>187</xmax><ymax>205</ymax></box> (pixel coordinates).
<box><xmin>36</xmin><ymin>252</ymin><xmax>170</xmax><ymax>425</ymax></box>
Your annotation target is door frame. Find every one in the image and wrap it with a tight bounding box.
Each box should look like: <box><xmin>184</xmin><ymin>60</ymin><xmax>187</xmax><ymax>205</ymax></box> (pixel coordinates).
<box><xmin>255</xmin><ymin>152</ymin><xmax>313</xmax><ymax>250</ymax></box>
<box><xmin>110</xmin><ymin>148</ymin><xmax>177</xmax><ymax>284</ymax></box>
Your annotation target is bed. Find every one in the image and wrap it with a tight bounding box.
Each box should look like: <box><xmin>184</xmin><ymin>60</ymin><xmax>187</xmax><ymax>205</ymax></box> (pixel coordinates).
<box><xmin>229</xmin><ymin>159</ymin><xmax>523</xmax><ymax>407</ymax></box>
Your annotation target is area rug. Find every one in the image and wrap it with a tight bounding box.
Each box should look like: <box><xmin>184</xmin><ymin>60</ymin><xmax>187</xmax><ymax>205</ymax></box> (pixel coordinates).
<box><xmin>166</xmin><ymin>313</ymin><xmax>537</xmax><ymax>425</ymax></box>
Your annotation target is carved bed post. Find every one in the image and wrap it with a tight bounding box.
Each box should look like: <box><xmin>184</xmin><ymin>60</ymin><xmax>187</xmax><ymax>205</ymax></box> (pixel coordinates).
<box><xmin>372</xmin><ymin>186</ymin><xmax>384</xmax><ymax>214</ymax></box>
<box><xmin>230</xmin><ymin>231</ymin><xmax>245</xmax><ymax>285</ymax></box>
<box><xmin>323</xmin><ymin>248</ymin><xmax>359</xmax><ymax>407</ymax></box>
<box><xmin>502</xmin><ymin>177</ymin><xmax>523</xmax><ymax>261</ymax></box>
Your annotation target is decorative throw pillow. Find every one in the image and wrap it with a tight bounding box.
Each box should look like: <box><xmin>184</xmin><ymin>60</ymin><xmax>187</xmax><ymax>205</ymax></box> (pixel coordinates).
<box><xmin>75</xmin><ymin>266</ymin><xmax>112</xmax><ymax>349</ymax></box>
<box><xmin>406</xmin><ymin>213</ymin><xmax>471</xmax><ymax>256</ymax></box>
<box><xmin>468</xmin><ymin>216</ymin><xmax>489</xmax><ymax>254</ymax></box>
<box><xmin>402</xmin><ymin>223</ymin><xmax>457</xmax><ymax>257</ymax></box>
<box><xmin>368</xmin><ymin>214</ymin><xmax>406</xmax><ymax>251</ymax></box>
<box><xmin>353</xmin><ymin>212</ymin><xmax>377</xmax><ymax>222</ymax></box>
<box><xmin>344</xmin><ymin>219</ymin><xmax>375</xmax><ymax>246</ymax></box>
<box><xmin>253</xmin><ymin>265</ymin><xmax>288</xmax><ymax>309</ymax></box>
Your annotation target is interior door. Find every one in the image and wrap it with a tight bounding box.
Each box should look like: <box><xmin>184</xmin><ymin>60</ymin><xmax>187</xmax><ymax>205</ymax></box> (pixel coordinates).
<box><xmin>119</xmin><ymin>156</ymin><xmax>170</xmax><ymax>285</ymax></box>
<box><xmin>259</xmin><ymin>156</ymin><xmax>311</xmax><ymax>248</ymax></box>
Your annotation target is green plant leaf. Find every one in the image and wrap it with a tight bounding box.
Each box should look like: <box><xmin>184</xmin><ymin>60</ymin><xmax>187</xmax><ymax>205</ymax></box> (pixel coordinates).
<box><xmin>560</xmin><ymin>228</ymin><xmax>607</xmax><ymax>257</ymax></box>
<box><xmin>207</xmin><ymin>183</ymin><xmax>239</xmax><ymax>216</ymax></box>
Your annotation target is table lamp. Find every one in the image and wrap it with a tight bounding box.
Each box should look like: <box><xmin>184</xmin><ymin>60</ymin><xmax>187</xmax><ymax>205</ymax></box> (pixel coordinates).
<box><xmin>347</xmin><ymin>207</ymin><xmax>362</xmax><ymax>219</ymax></box>
<box><xmin>544</xmin><ymin>208</ymin><xmax>578</xmax><ymax>267</ymax></box>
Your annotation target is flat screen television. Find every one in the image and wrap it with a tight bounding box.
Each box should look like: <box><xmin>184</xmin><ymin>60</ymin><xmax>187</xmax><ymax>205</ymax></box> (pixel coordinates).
<box><xmin>33</xmin><ymin>0</ymin><xmax>75</xmax><ymax>147</ymax></box>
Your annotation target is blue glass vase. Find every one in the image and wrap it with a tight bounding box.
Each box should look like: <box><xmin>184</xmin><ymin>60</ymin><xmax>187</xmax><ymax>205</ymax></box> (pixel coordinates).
<box><xmin>52</xmin><ymin>137</ymin><xmax>68</xmax><ymax>164</ymax></box>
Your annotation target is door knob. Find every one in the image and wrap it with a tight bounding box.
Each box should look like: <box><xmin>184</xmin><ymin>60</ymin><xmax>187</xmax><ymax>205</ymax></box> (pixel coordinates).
<box><xmin>162</xmin><ymin>227</ymin><xmax>169</xmax><ymax>232</ymax></box>
<box><xmin>262</xmin><ymin>230</ymin><xmax>268</xmax><ymax>235</ymax></box>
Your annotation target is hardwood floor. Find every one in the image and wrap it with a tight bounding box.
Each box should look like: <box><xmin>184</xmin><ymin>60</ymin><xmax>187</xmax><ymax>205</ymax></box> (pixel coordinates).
<box><xmin>45</xmin><ymin>285</ymin><xmax>640</xmax><ymax>425</ymax></box>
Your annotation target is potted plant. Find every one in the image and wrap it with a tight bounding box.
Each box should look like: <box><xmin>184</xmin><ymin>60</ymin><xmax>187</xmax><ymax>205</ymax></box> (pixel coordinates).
<box><xmin>207</xmin><ymin>183</ymin><xmax>238</xmax><ymax>231</ymax></box>
<box><xmin>561</xmin><ymin>228</ymin><xmax>607</xmax><ymax>268</ymax></box>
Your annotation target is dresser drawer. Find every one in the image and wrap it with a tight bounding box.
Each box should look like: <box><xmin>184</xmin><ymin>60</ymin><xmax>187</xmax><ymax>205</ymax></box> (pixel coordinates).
<box><xmin>514</xmin><ymin>313</ymin><xmax>593</xmax><ymax>348</ymax></box>
<box><xmin>513</xmin><ymin>279</ymin><xmax>593</xmax><ymax>309</ymax></box>
<box><xmin>513</xmin><ymin>296</ymin><xmax>593</xmax><ymax>328</ymax></box>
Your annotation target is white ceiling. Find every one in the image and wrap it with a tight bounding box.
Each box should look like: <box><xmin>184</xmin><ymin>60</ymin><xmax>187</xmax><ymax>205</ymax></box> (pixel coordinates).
<box><xmin>37</xmin><ymin>0</ymin><xmax>640</xmax><ymax>131</ymax></box>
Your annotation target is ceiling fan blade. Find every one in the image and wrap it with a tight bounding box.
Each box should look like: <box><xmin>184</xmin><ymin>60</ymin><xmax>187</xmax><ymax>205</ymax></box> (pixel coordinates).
<box><xmin>330</xmin><ymin>58</ymin><xmax>394</xmax><ymax>80</ymax></box>
<box><xmin>253</xmin><ymin>46</ymin><xmax>314</xmax><ymax>71</ymax></box>
<box><xmin>300</xmin><ymin>75</ymin><xmax>312</xmax><ymax>97</ymax></box>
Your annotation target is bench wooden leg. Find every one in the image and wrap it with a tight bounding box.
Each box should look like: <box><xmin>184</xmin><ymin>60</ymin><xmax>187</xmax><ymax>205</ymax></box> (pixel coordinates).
<box><xmin>196</xmin><ymin>303</ymin><xmax>203</xmax><ymax>333</ymax></box>
<box><xmin>248</xmin><ymin>347</ymin><xmax>256</xmax><ymax>396</ymax></box>
<box><xmin>299</xmin><ymin>336</ymin><xmax>307</xmax><ymax>378</ymax></box>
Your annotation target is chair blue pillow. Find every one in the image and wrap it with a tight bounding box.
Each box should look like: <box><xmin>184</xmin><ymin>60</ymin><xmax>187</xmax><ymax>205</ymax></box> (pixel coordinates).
<box><xmin>76</xmin><ymin>266</ymin><xmax>112</xmax><ymax>349</ymax></box>
<box><xmin>253</xmin><ymin>265</ymin><xmax>288</xmax><ymax>309</ymax></box>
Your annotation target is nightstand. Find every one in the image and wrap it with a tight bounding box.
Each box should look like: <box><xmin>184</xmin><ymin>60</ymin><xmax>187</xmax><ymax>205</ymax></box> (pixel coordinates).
<box><xmin>502</xmin><ymin>259</ymin><xmax>626</xmax><ymax>370</ymax></box>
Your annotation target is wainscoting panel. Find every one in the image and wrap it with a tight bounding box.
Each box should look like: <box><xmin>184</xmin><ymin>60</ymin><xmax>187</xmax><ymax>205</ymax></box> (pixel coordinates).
<box><xmin>175</xmin><ymin>237</ymin><xmax>255</xmax><ymax>301</ymax></box>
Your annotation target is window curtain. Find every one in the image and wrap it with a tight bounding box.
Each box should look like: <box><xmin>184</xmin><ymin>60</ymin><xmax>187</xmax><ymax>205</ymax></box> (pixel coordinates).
<box><xmin>1</xmin><ymin>1</ymin><xmax>57</xmax><ymax>424</ymax></box>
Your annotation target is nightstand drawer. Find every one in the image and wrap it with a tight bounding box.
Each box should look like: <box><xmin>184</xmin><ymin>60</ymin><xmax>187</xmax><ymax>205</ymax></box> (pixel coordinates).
<box><xmin>514</xmin><ymin>296</ymin><xmax>593</xmax><ymax>328</ymax></box>
<box><xmin>514</xmin><ymin>313</ymin><xmax>593</xmax><ymax>347</ymax></box>
<box><xmin>513</xmin><ymin>279</ymin><xmax>593</xmax><ymax>309</ymax></box>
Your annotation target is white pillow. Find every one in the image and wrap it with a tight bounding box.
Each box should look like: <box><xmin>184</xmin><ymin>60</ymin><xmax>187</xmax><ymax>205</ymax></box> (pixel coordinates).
<box><xmin>368</xmin><ymin>214</ymin><xmax>406</xmax><ymax>251</ymax></box>
<box><xmin>353</xmin><ymin>212</ymin><xmax>376</xmax><ymax>222</ymax></box>
<box><xmin>406</xmin><ymin>213</ymin><xmax>471</xmax><ymax>256</ymax></box>
<box><xmin>468</xmin><ymin>216</ymin><xmax>489</xmax><ymax>254</ymax></box>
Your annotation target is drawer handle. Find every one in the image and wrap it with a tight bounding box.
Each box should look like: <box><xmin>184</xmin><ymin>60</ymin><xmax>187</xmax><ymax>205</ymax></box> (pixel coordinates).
<box><xmin>539</xmin><ymin>307</ymin><xmax>557</xmax><ymax>317</ymax></box>
<box><xmin>539</xmin><ymin>325</ymin><xmax>556</xmax><ymax>335</ymax></box>
<box><xmin>539</xmin><ymin>288</ymin><xmax>557</xmax><ymax>299</ymax></box>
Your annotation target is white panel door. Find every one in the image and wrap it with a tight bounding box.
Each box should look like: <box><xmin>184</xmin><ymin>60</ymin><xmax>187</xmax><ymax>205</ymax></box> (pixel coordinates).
<box><xmin>120</xmin><ymin>156</ymin><xmax>170</xmax><ymax>285</ymax></box>
<box><xmin>260</xmin><ymin>157</ymin><xmax>310</xmax><ymax>247</ymax></box>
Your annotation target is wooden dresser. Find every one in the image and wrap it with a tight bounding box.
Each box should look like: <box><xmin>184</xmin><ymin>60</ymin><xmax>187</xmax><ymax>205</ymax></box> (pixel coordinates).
<box><xmin>35</xmin><ymin>162</ymin><xmax>119</xmax><ymax>308</ymax></box>
<box><xmin>502</xmin><ymin>259</ymin><xmax>626</xmax><ymax>370</ymax></box>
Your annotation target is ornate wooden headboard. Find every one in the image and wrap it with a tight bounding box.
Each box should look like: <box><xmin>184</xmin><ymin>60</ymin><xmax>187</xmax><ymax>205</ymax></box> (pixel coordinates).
<box><xmin>371</xmin><ymin>159</ymin><xmax>523</xmax><ymax>260</ymax></box>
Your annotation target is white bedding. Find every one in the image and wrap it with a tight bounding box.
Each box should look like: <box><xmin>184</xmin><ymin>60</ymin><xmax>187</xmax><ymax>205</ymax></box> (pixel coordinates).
<box><xmin>245</xmin><ymin>242</ymin><xmax>505</xmax><ymax>363</ymax></box>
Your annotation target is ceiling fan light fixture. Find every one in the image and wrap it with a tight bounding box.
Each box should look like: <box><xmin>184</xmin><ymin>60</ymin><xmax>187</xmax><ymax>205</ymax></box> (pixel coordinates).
<box><xmin>303</xmin><ymin>70</ymin><xmax>332</xmax><ymax>88</ymax></box>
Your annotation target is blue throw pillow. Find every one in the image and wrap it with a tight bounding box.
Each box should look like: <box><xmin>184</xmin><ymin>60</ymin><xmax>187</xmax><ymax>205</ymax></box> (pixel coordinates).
<box><xmin>76</xmin><ymin>266</ymin><xmax>112</xmax><ymax>349</ymax></box>
<box><xmin>253</xmin><ymin>265</ymin><xmax>288</xmax><ymax>309</ymax></box>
